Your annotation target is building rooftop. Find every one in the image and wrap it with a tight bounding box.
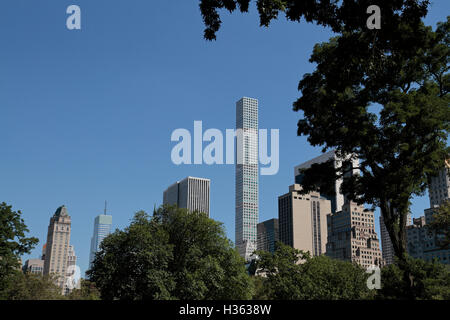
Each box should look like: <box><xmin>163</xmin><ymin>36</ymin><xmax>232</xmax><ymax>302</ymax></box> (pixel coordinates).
<box><xmin>54</xmin><ymin>205</ymin><xmax>69</xmax><ymax>217</ymax></box>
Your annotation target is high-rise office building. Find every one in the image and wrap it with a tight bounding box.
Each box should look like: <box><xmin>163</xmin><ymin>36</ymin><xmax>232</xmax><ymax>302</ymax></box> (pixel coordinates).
<box><xmin>89</xmin><ymin>211</ymin><xmax>112</xmax><ymax>270</ymax></box>
<box><xmin>22</xmin><ymin>259</ymin><xmax>44</xmax><ymax>275</ymax></box>
<box><xmin>294</xmin><ymin>150</ymin><xmax>359</xmax><ymax>213</ymax></box>
<box><xmin>43</xmin><ymin>205</ymin><xmax>72</xmax><ymax>292</ymax></box>
<box><xmin>257</xmin><ymin>218</ymin><xmax>279</xmax><ymax>254</ymax></box>
<box><xmin>429</xmin><ymin>158</ymin><xmax>450</xmax><ymax>208</ymax></box>
<box><xmin>278</xmin><ymin>184</ymin><xmax>331</xmax><ymax>257</ymax></box>
<box><xmin>379</xmin><ymin>213</ymin><xmax>411</xmax><ymax>265</ymax></box>
<box><xmin>326</xmin><ymin>202</ymin><xmax>384</xmax><ymax>269</ymax></box>
<box><xmin>163</xmin><ymin>176</ymin><xmax>210</xmax><ymax>216</ymax></box>
<box><xmin>235</xmin><ymin>97</ymin><xmax>259</xmax><ymax>261</ymax></box>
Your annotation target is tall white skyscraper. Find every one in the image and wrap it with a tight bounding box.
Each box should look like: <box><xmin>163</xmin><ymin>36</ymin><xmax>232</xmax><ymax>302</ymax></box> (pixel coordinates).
<box><xmin>89</xmin><ymin>207</ymin><xmax>112</xmax><ymax>270</ymax></box>
<box><xmin>163</xmin><ymin>176</ymin><xmax>210</xmax><ymax>217</ymax></box>
<box><xmin>235</xmin><ymin>97</ymin><xmax>259</xmax><ymax>261</ymax></box>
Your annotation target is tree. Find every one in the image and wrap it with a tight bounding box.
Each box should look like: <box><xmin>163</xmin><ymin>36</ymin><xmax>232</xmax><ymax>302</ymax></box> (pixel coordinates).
<box><xmin>197</xmin><ymin>1</ymin><xmax>449</xmax><ymax>296</ymax></box>
<box><xmin>198</xmin><ymin>0</ymin><xmax>430</xmax><ymax>40</ymax></box>
<box><xmin>255</xmin><ymin>243</ymin><xmax>373</xmax><ymax>300</ymax></box>
<box><xmin>87</xmin><ymin>210</ymin><xmax>174</xmax><ymax>300</ymax></box>
<box><xmin>88</xmin><ymin>206</ymin><xmax>253</xmax><ymax>300</ymax></box>
<box><xmin>67</xmin><ymin>279</ymin><xmax>101</xmax><ymax>300</ymax></box>
<box><xmin>2</xmin><ymin>272</ymin><xmax>64</xmax><ymax>300</ymax></box>
<box><xmin>427</xmin><ymin>200</ymin><xmax>450</xmax><ymax>249</ymax></box>
<box><xmin>377</xmin><ymin>256</ymin><xmax>450</xmax><ymax>300</ymax></box>
<box><xmin>0</xmin><ymin>202</ymin><xmax>39</xmax><ymax>299</ymax></box>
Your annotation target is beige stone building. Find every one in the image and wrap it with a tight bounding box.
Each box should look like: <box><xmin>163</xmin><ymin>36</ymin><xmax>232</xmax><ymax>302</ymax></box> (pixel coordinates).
<box><xmin>278</xmin><ymin>184</ymin><xmax>331</xmax><ymax>257</ymax></box>
<box><xmin>326</xmin><ymin>202</ymin><xmax>384</xmax><ymax>269</ymax></box>
<box><xmin>23</xmin><ymin>259</ymin><xmax>44</xmax><ymax>275</ymax></box>
<box><xmin>43</xmin><ymin>205</ymin><xmax>72</xmax><ymax>292</ymax></box>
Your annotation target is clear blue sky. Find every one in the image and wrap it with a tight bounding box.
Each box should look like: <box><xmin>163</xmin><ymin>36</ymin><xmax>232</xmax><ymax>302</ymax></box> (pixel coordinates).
<box><xmin>1</xmin><ymin>1</ymin><xmax>449</xmax><ymax>276</ymax></box>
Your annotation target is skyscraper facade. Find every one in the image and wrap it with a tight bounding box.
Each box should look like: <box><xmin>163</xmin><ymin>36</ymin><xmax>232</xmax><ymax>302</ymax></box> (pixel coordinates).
<box><xmin>89</xmin><ymin>213</ymin><xmax>112</xmax><ymax>270</ymax></box>
<box><xmin>326</xmin><ymin>202</ymin><xmax>384</xmax><ymax>269</ymax></box>
<box><xmin>379</xmin><ymin>213</ymin><xmax>411</xmax><ymax>265</ymax></box>
<box><xmin>429</xmin><ymin>158</ymin><xmax>450</xmax><ymax>208</ymax></box>
<box><xmin>22</xmin><ymin>259</ymin><xmax>44</xmax><ymax>275</ymax></box>
<box><xmin>294</xmin><ymin>150</ymin><xmax>359</xmax><ymax>213</ymax></box>
<box><xmin>278</xmin><ymin>184</ymin><xmax>331</xmax><ymax>257</ymax></box>
<box><xmin>406</xmin><ymin>209</ymin><xmax>450</xmax><ymax>264</ymax></box>
<box><xmin>163</xmin><ymin>176</ymin><xmax>210</xmax><ymax>216</ymax></box>
<box><xmin>235</xmin><ymin>97</ymin><xmax>259</xmax><ymax>261</ymax></box>
<box><xmin>257</xmin><ymin>218</ymin><xmax>279</xmax><ymax>254</ymax></box>
<box><xmin>43</xmin><ymin>205</ymin><xmax>72</xmax><ymax>291</ymax></box>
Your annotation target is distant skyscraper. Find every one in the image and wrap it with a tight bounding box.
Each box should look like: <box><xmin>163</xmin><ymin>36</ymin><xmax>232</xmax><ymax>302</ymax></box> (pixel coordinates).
<box><xmin>429</xmin><ymin>158</ymin><xmax>450</xmax><ymax>208</ymax></box>
<box><xmin>294</xmin><ymin>150</ymin><xmax>359</xmax><ymax>213</ymax></box>
<box><xmin>43</xmin><ymin>205</ymin><xmax>72</xmax><ymax>292</ymax></box>
<box><xmin>326</xmin><ymin>202</ymin><xmax>384</xmax><ymax>269</ymax></box>
<box><xmin>379</xmin><ymin>213</ymin><xmax>411</xmax><ymax>265</ymax></box>
<box><xmin>257</xmin><ymin>218</ymin><xmax>279</xmax><ymax>254</ymax></box>
<box><xmin>406</xmin><ymin>208</ymin><xmax>450</xmax><ymax>264</ymax></box>
<box><xmin>22</xmin><ymin>259</ymin><xmax>44</xmax><ymax>275</ymax></box>
<box><xmin>404</xmin><ymin>157</ymin><xmax>450</xmax><ymax>265</ymax></box>
<box><xmin>235</xmin><ymin>97</ymin><xmax>259</xmax><ymax>261</ymax></box>
<box><xmin>278</xmin><ymin>184</ymin><xmax>331</xmax><ymax>257</ymax></box>
<box><xmin>163</xmin><ymin>176</ymin><xmax>210</xmax><ymax>216</ymax></box>
<box><xmin>89</xmin><ymin>206</ymin><xmax>112</xmax><ymax>270</ymax></box>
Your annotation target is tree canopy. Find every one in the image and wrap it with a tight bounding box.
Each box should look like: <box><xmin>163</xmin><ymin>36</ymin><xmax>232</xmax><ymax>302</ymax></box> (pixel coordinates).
<box><xmin>377</xmin><ymin>256</ymin><xmax>450</xmax><ymax>300</ymax></box>
<box><xmin>0</xmin><ymin>202</ymin><xmax>39</xmax><ymax>299</ymax></box>
<box><xmin>2</xmin><ymin>273</ymin><xmax>64</xmax><ymax>300</ymax></box>
<box><xmin>199</xmin><ymin>0</ymin><xmax>430</xmax><ymax>40</ymax></box>
<box><xmin>88</xmin><ymin>206</ymin><xmax>253</xmax><ymax>300</ymax></box>
<box><xmin>253</xmin><ymin>242</ymin><xmax>374</xmax><ymax>300</ymax></box>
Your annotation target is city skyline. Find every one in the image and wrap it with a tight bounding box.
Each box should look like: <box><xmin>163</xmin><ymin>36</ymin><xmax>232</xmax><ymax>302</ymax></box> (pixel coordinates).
<box><xmin>1</xmin><ymin>1</ymin><xmax>448</xmax><ymax>276</ymax></box>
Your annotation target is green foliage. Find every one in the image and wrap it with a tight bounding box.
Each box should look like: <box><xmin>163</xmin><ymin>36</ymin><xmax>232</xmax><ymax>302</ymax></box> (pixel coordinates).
<box><xmin>67</xmin><ymin>279</ymin><xmax>101</xmax><ymax>300</ymax></box>
<box><xmin>199</xmin><ymin>1</ymin><xmax>431</xmax><ymax>40</ymax></box>
<box><xmin>427</xmin><ymin>200</ymin><xmax>450</xmax><ymax>249</ymax></box>
<box><xmin>87</xmin><ymin>210</ymin><xmax>174</xmax><ymax>300</ymax></box>
<box><xmin>0</xmin><ymin>202</ymin><xmax>39</xmax><ymax>299</ymax></box>
<box><xmin>377</xmin><ymin>257</ymin><xmax>450</xmax><ymax>300</ymax></box>
<box><xmin>255</xmin><ymin>243</ymin><xmax>374</xmax><ymax>300</ymax></box>
<box><xmin>2</xmin><ymin>272</ymin><xmax>64</xmax><ymax>300</ymax></box>
<box><xmin>88</xmin><ymin>205</ymin><xmax>253</xmax><ymax>300</ymax></box>
<box><xmin>251</xmin><ymin>276</ymin><xmax>270</xmax><ymax>300</ymax></box>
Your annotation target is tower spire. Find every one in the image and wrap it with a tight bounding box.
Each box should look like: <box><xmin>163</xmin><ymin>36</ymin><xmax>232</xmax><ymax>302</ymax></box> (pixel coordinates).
<box><xmin>104</xmin><ymin>201</ymin><xmax>107</xmax><ymax>215</ymax></box>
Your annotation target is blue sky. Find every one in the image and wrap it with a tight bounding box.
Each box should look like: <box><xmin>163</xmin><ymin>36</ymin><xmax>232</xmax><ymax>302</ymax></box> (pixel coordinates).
<box><xmin>1</xmin><ymin>1</ymin><xmax>449</xmax><ymax>276</ymax></box>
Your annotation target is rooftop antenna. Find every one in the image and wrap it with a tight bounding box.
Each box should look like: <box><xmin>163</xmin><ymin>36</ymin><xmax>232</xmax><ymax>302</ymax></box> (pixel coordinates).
<box><xmin>104</xmin><ymin>201</ymin><xmax>107</xmax><ymax>215</ymax></box>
